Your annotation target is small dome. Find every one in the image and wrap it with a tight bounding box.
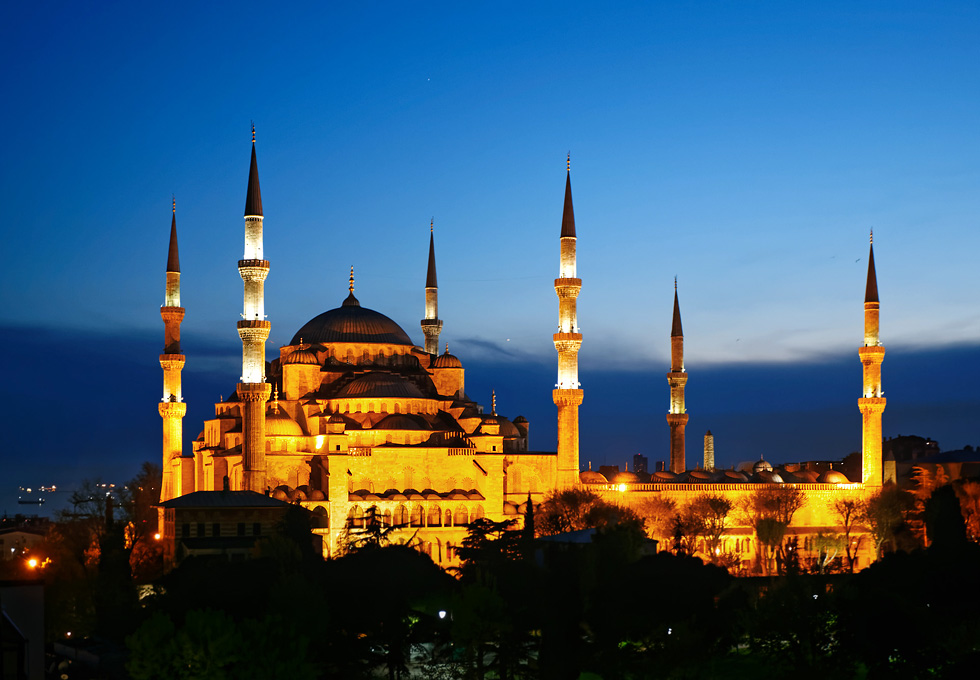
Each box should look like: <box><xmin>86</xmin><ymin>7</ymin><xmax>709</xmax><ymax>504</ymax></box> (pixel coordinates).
<box><xmin>610</xmin><ymin>471</ymin><xmax>639</xmax><ymax>484</ymax></box>
<box><xmin>513</xmin><ymin>415</ymin><xmax>528</xmax><ymax>424</ymax></box>
<box><xmin>580</xmin><ymin>470</ymin><xmax>608</xmax><ymax>484</ymax></box>
<box><xmin>282</xmin><ymin>348</ymin><xmax>319</xmax><ymax>365</ymax></box>
<box><xmin>328</xmin><ymin>414</ymin><xmax>346</xmax><ymax>423</ymax></box>
<box><xmin>795</xmin><ymin>469</ymin><xmax>820</xmax><ymax>483</ymax></box>
<box><xmin>687</xmin><ymin>469</ymin><xmax>713</xmax><ymax>483</ymax></box>
<box><xmin>652</xmin><ymin>470</ymin><xmax>677</xmax><ymax>482</ymax></box>
<box><xmin>720</xmin><ymin>469</ymin><xmax>749</xmax><ymax>483</ymax></box>
<box><xmin>753</xmin><ymin>458</ymin><xmax>774</xmax><ymax>473</ymax></box>
<box><xmin>817</xmin><ymin>470</ymin><xmax>851</xmax><ymax>484</ymax></box>
<box><xmin>750</xmin><ymin>470</ymin><xmax>784</xmax><ymax>483</ymax></box>
<box><xmin>336</xmin><ymin>372</ymin><xmax>425</xmax><ymax>399</ymax></box>
<box><xmin>266</xmin><ymin>409</ymin><xmax>304</xmax><ymax>436</ymax></box>
<box><xmin>495</xmin><ymin>417</ymin><xmax>521</xmax><ymax>437</ymax></box>
<box><xmin>432</xmin><ymin>352</ymin><xmax>462</xmax><ymax>368</ymax></box>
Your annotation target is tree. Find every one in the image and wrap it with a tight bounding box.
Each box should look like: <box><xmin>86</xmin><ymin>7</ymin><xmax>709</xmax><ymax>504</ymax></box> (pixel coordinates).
<box><xmin>910</xmin><ymin>464</ymin><xmax>950</xmax><ymax>546</ymax></box>
<box><xmin>833</xmin><ymin>497</ymin><xmax>863</xmax><ymax>572</ymax></box>
<box><xmin>688</xmin><ymin>494</ymin><xmax>733</xmax><ymax>559</ymax></box>
<box><xmin>635</xmin><ymin>495</ymin><xmax>676</xmax><ymax>543</ymax></box>
<box><xmin>812</xmin><ymin>531</ymin><xmax>845</xmax><ymax>574</ymax></box>
<box><xmin>860</xmin><ymin>483</ymin><xmax>915</xmax><ymax>559</ymax></box>
<box><xmin>537</xmin><ymin>487</ymin><xmax>642</xmax><ymax>536</ymax></box>
<box><xmin>741</xmin><ymin>487</ymin><xmax>805</xmax><ymax>575</ymax></box>
<box><xmin>952</xmin><ymin>479</ymin><xmax>980</xmax><ymax>543</ymax></box>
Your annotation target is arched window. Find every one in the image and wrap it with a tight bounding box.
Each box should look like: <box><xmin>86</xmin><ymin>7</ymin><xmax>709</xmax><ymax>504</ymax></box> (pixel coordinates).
<box><xmin>312</xmin><ymin>505</ymin><xmax>329</xmax><ymax>529</ymax></box>
<box><xmin>445</xmin><ymin>509</ymin><xmax>453</xmax><ymax>527</ymax></box>
<box><xmin>411</xmin><ymin>505</ymin><xmax>424</xmax><ymax>528</ymax></box>
<box><xmin>347</xmin><ymin>505</ymin><xmax>365</xmax><ymax>529</ymax></box>
<box><xmin>383</xmin><ymin>509</ymin><xmax>392</xmax><ymax>527</ymax></box>
<box><xmin>454</xmin><ymin>506</ymin><xmax>468</xmax><ymax>527</ymax></box>
<box><xmin>428</xmin><ymin>506</ymin><xmax>442</xmax><ymax>526</ymax></box>
<box><xmin>472</xmin><ymin>505</ymin><xmax>485</xmax><ymax>521</ymax></box>
<box><xmin>393</xmin><ymin>504</ymin><xmax>409</xmax><ymax>526</ymax></box>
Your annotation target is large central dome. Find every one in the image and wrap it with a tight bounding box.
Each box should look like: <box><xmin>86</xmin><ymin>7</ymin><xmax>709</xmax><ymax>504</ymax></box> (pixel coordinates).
<box><xmin>289</xmin><ymin>292</ymin><xmax>414</xmax><ymax>346</ymax></box>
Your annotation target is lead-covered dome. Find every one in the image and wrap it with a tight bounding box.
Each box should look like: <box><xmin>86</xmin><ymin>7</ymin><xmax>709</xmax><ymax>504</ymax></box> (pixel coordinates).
<box><xmin>289</xmin><ymin>293</ymin><xmax>414</xmax><ymax>346</ymax></box>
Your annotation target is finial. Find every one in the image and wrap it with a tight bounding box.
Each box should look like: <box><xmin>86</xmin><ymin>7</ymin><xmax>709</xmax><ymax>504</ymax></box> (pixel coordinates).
<box><xmin>349</xmin><ymin>265</ymin><xmax>355</xmax><ymax>293</ymax></box>
<box><xmin>869</xmin><ymin>228</ymin><xmax>873</xmax><ymax>245</ymax></box>
<box><xmin>251</xmin><ymin>121</ymin><xmax>255</xmax><ymax>144</ymax></box>
<box><xmin>445</xmin><ymin>342</ymin><xmax>449</xmax><ymax>354</ymax></box>
<box><xmin>271</xmin><ymin>386</ymin><xmax>279</xmax><ymax>414</ymax></box>
<box><xmin>674</xmin><ymin>276</ymin><xmax>677</xmax><ymax>292</ymax></box>
<box><xmin>172</xmin><ymin>195</ymin><xmax>176</xmax><ymax>214</ymax></box>
<box><xmin>566</xmin><ymin>152</ymin><xmax>570</xmax><ymax>172</ymax></box>
<box><xmin>430</xmin><ymin>217</ymin><xmax>434</xmax><ymax>234</ymax></box>
<box><xmin>491</xmin><ymin>389</ymin><xmax>497</xmax><ymax>415</ymax></box>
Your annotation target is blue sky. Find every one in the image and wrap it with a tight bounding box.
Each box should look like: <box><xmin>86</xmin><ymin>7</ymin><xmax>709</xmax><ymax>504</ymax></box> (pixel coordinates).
<box><xmin>1</xmin><ymin>1</ymin><xmax>978</xmax><ymax>501</ymax></box>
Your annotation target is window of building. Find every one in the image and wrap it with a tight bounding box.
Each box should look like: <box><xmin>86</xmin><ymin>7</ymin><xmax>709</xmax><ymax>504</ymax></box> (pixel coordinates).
<box><xmin>237</xmin><ymin>522</ymin><xmax>245</xmax><ymax>537</ymax></box>
<box><xmin>197</xmin><ymin>522</ymin><xmax>205</xmax><ymax>537</ymax></box>
<box><xmin>212</xmin><ymin>522</ymin><xmax>221</xmax><ymax>537</ymax></box>
<box><xmin>181</xmin><ymin>523</ymin><xmax>190</xmax><ymax>538</ymax></box>
<box><xmin>253</xmin><ymin>522</ymin><xmax>261</xmax><ymax>536</ymax></box>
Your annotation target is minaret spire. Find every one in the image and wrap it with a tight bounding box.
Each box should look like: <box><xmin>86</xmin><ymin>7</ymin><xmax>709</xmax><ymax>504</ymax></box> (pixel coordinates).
<box><xmin>160</xmin><ymin>199</ymin><xmax>187</xmax><ymax>501</ymax></box>
<box><xmin>666</xmin><ymin>279</ymin><xmax>689</xmax><ymax>474</ymax></box>
<box><xmin>858</xmin><ymin>232</ymin><xmax>885</xmax><ymax>487</ymax></box>
<box><xmin>553</xmin><ymin>156</ymin><xmax>584</xmax><ymax>487</ymax></box>
<box><xmin>421</xmin><ymin>219</ymin><xmax>443</xmax><ymax>354</ymax></box>
<box><xmin>237</xmin><ymin>127</ymin><xmax>272</xmax><ymax>493</ymax></box>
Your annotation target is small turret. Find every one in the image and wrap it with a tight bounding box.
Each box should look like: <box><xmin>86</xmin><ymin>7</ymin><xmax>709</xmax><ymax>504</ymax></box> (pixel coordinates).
<box><xmin>160</xmin><ymin>198</ymin><xmax>187</xmax><ymax>501</ymax></box>
<box><xmin>858</xmin><ymin>230</ymin><xmax>886</xmax><ymax>487</ymax></box>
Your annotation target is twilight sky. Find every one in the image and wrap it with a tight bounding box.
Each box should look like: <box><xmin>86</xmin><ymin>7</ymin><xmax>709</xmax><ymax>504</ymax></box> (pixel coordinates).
<box><xmin>2</xmin><ymin>1</ymin><xmax>978</xmax><ymax>506</ymax></box>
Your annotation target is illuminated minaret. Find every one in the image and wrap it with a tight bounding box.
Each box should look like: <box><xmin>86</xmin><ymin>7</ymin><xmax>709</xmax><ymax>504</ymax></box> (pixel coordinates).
<box><xmin>666</xmin><ymin>278</ymin><xmax>689</xmax><ymax>473</ymax></box>
<box><xmin>858</xmin><ymin>231</ymin><xmax>885</xmax><ymax>487</ymax></box>
<box><xmin>420</xmin><ymin>219</ymin><xmax>442</xmax><ymax>355</ymax></box>
<box><xmin>159</xmin><ymin>198</ymin><xmax>186</xmax><ymax>501</ymax></box>
<box><xmin>237</xmin><ymin>125</ymin><xmax>272</xmax><ymax>493</ymax></box>
<box><xmin>553</xmin><ymin>154</ymin><xmax>583</xmax><ymax>487</ymax></box>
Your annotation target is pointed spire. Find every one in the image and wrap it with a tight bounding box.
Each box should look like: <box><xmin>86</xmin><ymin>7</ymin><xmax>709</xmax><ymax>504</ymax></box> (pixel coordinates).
<box><xmin>671</xmin><ymin>278</ymin><xmax>683</xmax><ymax>337</ymax></box>
<box><xmin>426</xmin><ymin>219</ymin><xmax>438</xmax><ymax>288</ymax></box>
<box><xmin>491</xmin><ymin>389</ymin><xmax>497</xmax><ymax>415</ymax></box>
<box><xmin>865</xmin><ymin>230</ymin><xmax>879</xmax><ymax>303</ymax></box>
<box><xmin>343</xmin><ymin>265</ymin><xmax>360</xmax><ymax>307</ymax></box>
<box><xmin>560</xmin><ymin>154</ymin><xmax>576</xmax><ymax>238</ymax></box>
<box><xmin>244</xmin><ymin>123</ymin><xmax>263</xmax><ymax>217</ymax></box>
<box><xmin>167</xmin><ymin>197</ymin><xmax>180</xmax><ymax>273</ymax></box>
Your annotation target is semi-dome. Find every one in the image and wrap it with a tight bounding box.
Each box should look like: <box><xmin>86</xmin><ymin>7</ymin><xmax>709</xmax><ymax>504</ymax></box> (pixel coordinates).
<box><xmin>335</xmin><ymin>372</ymin><xmax>425</xmax><ymax>399</ymax></box>
<box><xmin>266</xmin><ymin>408</ymin><xmax>304</xmax><ymax>436</ymax></box>
<box><xmin>289</xmin><ymin>295</ymin><xmax>414</xmax><ymax>346</ymax></box>
<box><xmin>375</xmin><ymin>413</ymin><xmax>430</xmax><ymax>430</ymax></box>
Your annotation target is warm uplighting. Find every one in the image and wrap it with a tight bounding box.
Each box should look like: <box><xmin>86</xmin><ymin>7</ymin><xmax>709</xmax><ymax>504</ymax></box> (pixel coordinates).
<box><xmin>154</xmin><ymin>533</ymin><xmax>162</xmax><ymax>541</ymax></box>
<box><xmin>27</xmin><ymin>557</ymin><xmax>38</xmax><ymax>568</ymax></box>
<box><xmin>316</xmin><ymin>434</ymin><xmax>325</xmax><ymax>450</ymax></box>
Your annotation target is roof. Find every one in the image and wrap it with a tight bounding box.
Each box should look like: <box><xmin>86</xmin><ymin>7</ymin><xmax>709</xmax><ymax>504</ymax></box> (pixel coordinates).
<box><xmin>865</xmin><ymin>241</ymin><xmax>879</xmax><ymax>303</ymax></box>
<box><xmin>290</xmin><ymin>298</ymin><xmax>414</xmax><ymax>346</ymax></box>
<box><xmin>244</xmin><ymin>142</ymin><xmax>263</xmax><ymax>217</ymax></box>
<box><xmin>158</xmin><ymin>490</ymin><xmax>291</xmax><ymax>509</ymax></box>
<box><xmin>167</xmin><ymin>209</ymin><xmax>180</xmax><ymax>273</ymax></box>
<box><xmin>560</xmin><ymin>170</ymin><xmax>576</xmax><ymax>238</ymax></box>
<box><xmin>426</xmin><ymin>229</ymin><xmax>438</xmax><ymax>288</ymax></box>
<box><xmin>671</xmin><ymin>286</ymin><xmax>683</xmax><ymax>337</ymax></box>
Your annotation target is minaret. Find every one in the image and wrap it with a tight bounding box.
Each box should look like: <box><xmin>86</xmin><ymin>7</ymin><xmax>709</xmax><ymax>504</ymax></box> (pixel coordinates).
<box><xmin>666</xmin><ymin>278</ymin><xmax>689</xmax><ymax>473</ymax></box>
<box><xmin>159</xmin><ymin>198</ymin><xmax>187</xmax><ymax>501</ymax></box>
<box><xmin>553</xmin><ymin>154</ymin><xmax>583</xmax><ymax>487</ymax></box>
<box><xmin>858</xmin><ymin>231</ymin><xmax>885</xmax><ymax>487</ymax></box>
<box><xmin>237</xmin><ymin>125</ymin><xmax>272</xmax><ymax>493</ymax></box>
<box><xmin>420</xmin><ymin>219</ymin><xmax>443</xmax><ymax>355</ymax></box>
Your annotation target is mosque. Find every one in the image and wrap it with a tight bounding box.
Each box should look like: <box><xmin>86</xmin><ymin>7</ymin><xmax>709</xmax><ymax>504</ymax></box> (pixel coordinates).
<box><xmin>157</xmin><ymin>132</ymin><xmax>885</xmax><ymax>569</ymax></box>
